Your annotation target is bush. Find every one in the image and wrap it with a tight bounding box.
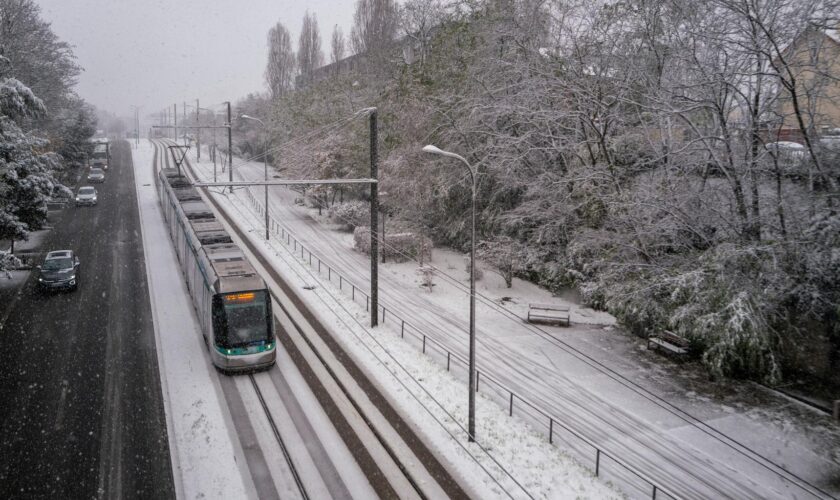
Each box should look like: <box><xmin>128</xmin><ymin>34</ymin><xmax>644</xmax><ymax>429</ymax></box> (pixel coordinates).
<box><xmin>329</xmin><ymin>201</ymin><xmax>370</xmax><ymax>231</ymax></box>
<box><xmin>353</xmin><ymin>226</ymin><xmax>433</xmax><ymax>263</ymax></box>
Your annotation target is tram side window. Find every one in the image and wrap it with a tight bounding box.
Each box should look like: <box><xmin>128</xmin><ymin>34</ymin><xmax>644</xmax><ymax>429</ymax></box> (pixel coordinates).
<box><xmin>212</xmin><ymin>290</ymin><xmax>272</xmax><ymax>347</ymax></box>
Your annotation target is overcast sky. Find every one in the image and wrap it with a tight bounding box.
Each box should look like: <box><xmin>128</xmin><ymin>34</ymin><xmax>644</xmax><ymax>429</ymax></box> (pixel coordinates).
<box><xmin>36</xmin><ymin>0</ymin><xmax>356</xmax><ymax>119</ymax></box>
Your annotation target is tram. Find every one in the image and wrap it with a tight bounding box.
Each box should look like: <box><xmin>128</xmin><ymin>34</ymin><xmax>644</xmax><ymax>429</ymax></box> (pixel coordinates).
<box><xmin>156</xmin><ymin>164</ymin><xmax>276</xmax><ymax>372</ymax></box>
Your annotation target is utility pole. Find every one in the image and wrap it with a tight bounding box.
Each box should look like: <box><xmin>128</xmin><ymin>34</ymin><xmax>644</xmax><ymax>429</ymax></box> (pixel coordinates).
<box><xmin>226</xmin><ymin>101</ymin><xmax>233</xmax><ymax>193</ymax></box>
<box><xmin>212</xmin><ymin>113</ymin><xmax>217</xmax><ymax>181</ymax></box>
<box><xmin>196</xmin><ymin>98</ymin><xmax>200</xmax><ymax>161</ymax></box>
<box><xmin>369</xmin><ymin>108</ymin><xmax>379</xmax><ymax>328</ymax></box>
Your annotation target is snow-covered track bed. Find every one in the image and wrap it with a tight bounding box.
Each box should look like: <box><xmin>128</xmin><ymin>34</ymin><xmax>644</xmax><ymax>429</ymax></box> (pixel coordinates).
<box><xmin>158</xmin><ymin>139</ymin><xmax>464</xmax><ymax>499</ymax></box>
<box><xmin>150</xmin><ymin>140</ymin><xmax>383</xmax><ymax>499</ymax></box>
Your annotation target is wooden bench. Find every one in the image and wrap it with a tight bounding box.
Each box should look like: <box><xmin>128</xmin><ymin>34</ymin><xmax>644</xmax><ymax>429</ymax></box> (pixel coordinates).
<box><xmin>648</xmin><ymin>330</ymin><xmax>689</xmax><ymax>356</ymax></box>
<box><xmin>527</xmin><ymin>303</ymin><xmax>571</xmax><ymax>326</ymax></box>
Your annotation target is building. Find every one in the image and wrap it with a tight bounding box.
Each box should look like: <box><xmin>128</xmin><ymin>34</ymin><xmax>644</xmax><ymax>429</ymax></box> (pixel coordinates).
<box><xmin>775</xmin><ymin>25</ymin><xmax>840</xmax><ymax>142</ymax></box>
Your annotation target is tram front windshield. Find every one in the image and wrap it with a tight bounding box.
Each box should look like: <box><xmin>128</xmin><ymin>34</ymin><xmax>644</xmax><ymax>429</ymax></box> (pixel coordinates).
<box><xmin>215</xmin><ymin>290</ymin><xmax>272</xmax><ymax>347</ymax></box>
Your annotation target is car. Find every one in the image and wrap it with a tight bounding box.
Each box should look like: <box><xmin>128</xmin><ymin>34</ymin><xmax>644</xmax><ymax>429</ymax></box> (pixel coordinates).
<box><xmin>75</xmin><ymin>186</ymin><xmax>97</xmax><ymax>206</ymax></box>
<box><xmin>88</xmin><ymin>168</ymin><xmax>105</xmax><ymax>183</ymax></box>
<box><xmin>37</xmin><ymin>250</ymin><xmax>80</xmax><ymax>291</ymax></box>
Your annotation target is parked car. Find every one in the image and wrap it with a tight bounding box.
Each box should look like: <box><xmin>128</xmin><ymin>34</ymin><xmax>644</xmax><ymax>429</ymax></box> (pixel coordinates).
<box><xmin>75</xmin><ymin>186</ymin><xmax>97</xmax><ymax>206</ymax></box>
<box><xmin>37</xmin><ymin>250</ymin><xmax>80</xmax><ymax>291</ymax></box>
<box><xmin>88</xmin><ymin>168</ymin><xmax>105</xmax><ymax>183</ymax></box>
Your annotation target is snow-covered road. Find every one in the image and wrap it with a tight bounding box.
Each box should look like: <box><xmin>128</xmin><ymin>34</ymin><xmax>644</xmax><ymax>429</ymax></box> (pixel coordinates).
<box><xmin>189</xmin><ymin>147</ymin><xmax>840</xmax><ymax>499</ymax></box>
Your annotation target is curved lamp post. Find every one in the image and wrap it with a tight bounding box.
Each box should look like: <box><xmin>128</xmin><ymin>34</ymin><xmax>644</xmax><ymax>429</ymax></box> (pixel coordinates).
<box><xmin>421</xmin><ymin>144</ymin><xmax>478</xmax><ymax>443</ymax></box>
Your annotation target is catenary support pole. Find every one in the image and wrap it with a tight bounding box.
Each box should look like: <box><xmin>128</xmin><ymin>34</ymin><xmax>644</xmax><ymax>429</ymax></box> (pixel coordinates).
<box><xmin>212</xmin><ymin>114</ymin><xmax>217</xmax><ymax>181</ymax></box>
<box><xmin>369</xmin><ymin>108</ymin><xmax>379</xmax><ymax>328</ymax></box>
<box><xmin>196</xmin><ymin>98</ymin><xmax>200</xmax><ymax>161</ymax></box>
<box><xmin>264</xmin><ymin>133</ymin><xmax>269</xmax><ymax>240</ymax></box>
<box><xmin>227</xmin><ymin>101</ymin><xmax>233</xmax><ymax>193</ymax></box>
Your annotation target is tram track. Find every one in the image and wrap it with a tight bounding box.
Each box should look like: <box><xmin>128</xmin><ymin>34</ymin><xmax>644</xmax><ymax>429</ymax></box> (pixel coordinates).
<box><xmin>152</xmin><ymin>139</ymin><xmax>461</xmax><ymax>499</ymax></box>
<box><xmin>248</xmin><ymin>373</ymin><xmax>309</xmax><ymax>499</ymax></box>
<box><xmin>152</xmin><ymin>141</ymin><xmax>312</xmax><ymax>499</ymax></box>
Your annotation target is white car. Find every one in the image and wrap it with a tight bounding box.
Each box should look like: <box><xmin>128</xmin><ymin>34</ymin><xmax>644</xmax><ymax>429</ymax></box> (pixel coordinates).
<box><xmin>75</xmin><ymin>186</ymin><xmax>97</xmax><ymax>206</ymax></box>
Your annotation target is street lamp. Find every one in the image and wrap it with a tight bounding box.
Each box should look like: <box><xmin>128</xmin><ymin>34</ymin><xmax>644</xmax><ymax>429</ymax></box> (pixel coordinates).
<box><xmin>421</xmin><ymin>144</ymin><xmax>478</xmax><ymax>443</ymax></box>
<box><xmin>241</xmin><ymin>114</ymin><xmax>271</xmax><ymax>240</ymax></box>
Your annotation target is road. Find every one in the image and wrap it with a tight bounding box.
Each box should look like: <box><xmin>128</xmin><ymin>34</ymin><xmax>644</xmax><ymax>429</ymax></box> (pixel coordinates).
<box><xmin>0</xmin><ymin>140</ymin><xmax>175</xmax><ymax>498</ymax></box>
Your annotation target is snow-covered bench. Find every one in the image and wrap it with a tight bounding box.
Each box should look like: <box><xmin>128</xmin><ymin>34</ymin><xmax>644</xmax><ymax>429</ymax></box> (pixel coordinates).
<box><xmin>648</xmin><ymin>330</ymin><xmax>689</xmax><ymax>356</ymax></box>
<box><xmin>527</xmin><ymin>303</ymin><xmax>570</xmax><ymax>326</ymax></box>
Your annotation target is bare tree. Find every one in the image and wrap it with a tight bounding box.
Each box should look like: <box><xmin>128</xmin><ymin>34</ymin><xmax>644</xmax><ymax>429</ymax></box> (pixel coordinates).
<box><xmin>298</xmin><ymin>11</ymin><xmax>324</xmax><ymax>85</ymax></box>
<box><xmin>400</xmin><ymin>0</ymin><xmax>444</xmax><ymax>66</ymax></box>
<box><xmin>330</xmin><ymin>25</ymin><xmax>346</xmax><ymax>64</ymax></box>
<box><xmin>350</xmin><ymin>0</ymin><xmax>399</xmax><ymax>56</ymax></box>
<box><xmin>265</xmin><ymin>22</ymin><xmax>295</xmax><ymax>98</ymax></box>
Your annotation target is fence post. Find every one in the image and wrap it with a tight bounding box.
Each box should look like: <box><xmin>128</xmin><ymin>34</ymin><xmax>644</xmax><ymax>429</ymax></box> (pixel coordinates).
<box><xmin>309</xmin><ymin>251</ymin><xmax>312</xmax><ymax>266</ymax></box>
<box><xmin>340</xmin><ymin>276</ymin><xmax>343</xmax><ymax>290</ymax></box>
<box><xmin>352</xmin><ymin>285</ymin><xmax>355</xmax><ymax>300</ymax></box>
<box><xmin>366</xmin><ymin>296</ymin><xmax>369</xmax><ymax>312</ymax></box>
<box><xmin>652</xmin><ymin>485</ymin><xmax>657</xmax><ymax>500</ymax></box>
<box><xmin>476</xmin><ymin>371</ymin><xmax>480</xmax><ymax>392</ymax></box>
<box><xmin>328</xmin><ymin>267</ymin><xmax>331</xmax><ymax>281</ymax></box>
<box><xmin>318</xmin><ymin>260</ymin><xmax>321</xmax><ymax>272</ymax></box>
<box><xmin>401</xmin><ymin>320</ymin><xmax>405</xmax><ymax>338</ymax></box>
<box><xmin>834</xmin><ymin>400</ymin><xmax>840</xmax><ymax>421</ymax></box>
<box><xmin>381</xmin><ymin>306</ymin><xmax>385</xmax><ymax>323</ymax></box>
<box><xmin>447</xmin><ymin>352</ymin><xmax>450</xmax><ymax>371</ymax></box>
<box><xmin>595</xmin><ymin>449</ymin><xmax>601</xmax><ymax>476</ymax></box>
<box><xmin>422</xmin><ymin>335</ymin><xmax>426</xmax><ymax>353</ymax></box>
<box><xmin>549</xmin><ymin>418</ymin><xmax>554</xmax><ymax>444</ymax></box>
<box><xmin>509</xmin><ymin>393</ymin><xmax>514</xmax><ymax>416</ymax></box>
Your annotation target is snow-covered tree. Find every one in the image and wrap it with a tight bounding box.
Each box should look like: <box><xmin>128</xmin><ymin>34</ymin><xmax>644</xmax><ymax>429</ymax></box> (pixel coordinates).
<box><xmin>266</xmin><ymin>22</ymin><xmax>296</xmax><ymax>98</ymax></box>
<box><xmin>330</xmin><ymin>25</ymin><xmax>346</xmax><ymax>65</ymax></box>
<box><xmin>298</xmin><ymin>11</ymin><xmax>324</xmax><ymax>86</ymax></box>
<box><xmin>0</xmin><ymin>78</ymin><xmax>68</xmax><ymax>249</ymax></box>
<box><xmin>350</xmin><ymin>0</ymin><xmax>399</xmax><ymax>56</ymax></box>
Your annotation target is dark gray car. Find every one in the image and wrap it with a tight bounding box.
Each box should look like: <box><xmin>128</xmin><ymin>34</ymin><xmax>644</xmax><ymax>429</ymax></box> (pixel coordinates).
<box><xmin>37</xmin><ymin>250</ymin><xmax>80</xmax><ymax>291</ymax></box>
<box><xmin>88</xmin><ymin>168</ymin><xmax>105</xmax><ymax>183</ymax></box>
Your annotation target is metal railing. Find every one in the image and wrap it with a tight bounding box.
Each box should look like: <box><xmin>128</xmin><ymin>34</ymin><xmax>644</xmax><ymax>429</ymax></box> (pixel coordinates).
<box><xmin>238</xmin><ymin>186</ymin><xmax>681</xmax><ymax>499</ymax></box>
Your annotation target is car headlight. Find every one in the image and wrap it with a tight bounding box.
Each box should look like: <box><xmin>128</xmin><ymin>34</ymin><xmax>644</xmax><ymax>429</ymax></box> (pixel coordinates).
<box><xmin>38</xmin><ymin>278</ymin><xmax>43</xmax><ymax>282</ymax></box>
<box><xmin>75</xmin><ymin>197</ymin><xmax>80</xmax><ymax>201</ymax></box>
<box><xmin>69</xmin><ymin>275</ymin><xmax>75</xmax><ymax>280</ymax></box>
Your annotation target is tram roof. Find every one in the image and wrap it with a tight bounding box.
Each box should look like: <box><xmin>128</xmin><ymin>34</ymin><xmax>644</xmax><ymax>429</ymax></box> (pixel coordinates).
<box><xmin>204</xmin><ymin>242</ymin><xmax>263</xmax><ymax>293</ymax></box>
